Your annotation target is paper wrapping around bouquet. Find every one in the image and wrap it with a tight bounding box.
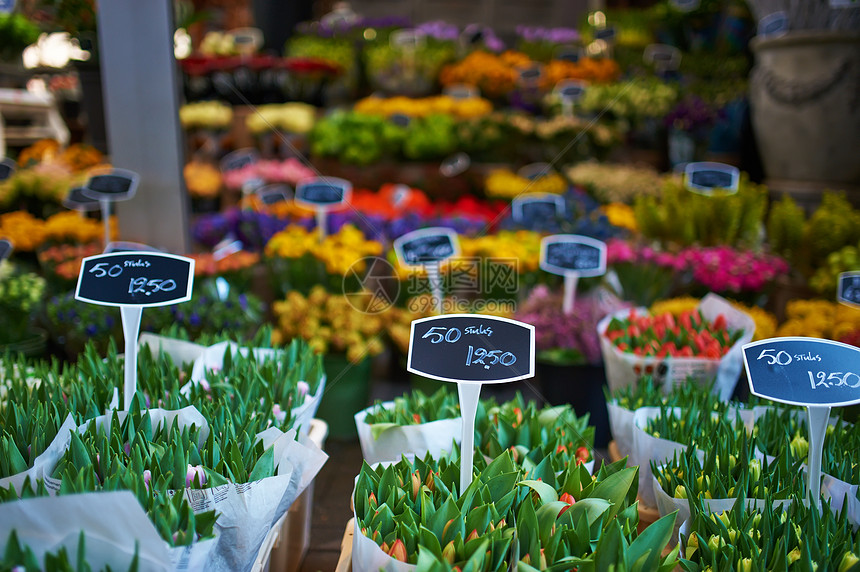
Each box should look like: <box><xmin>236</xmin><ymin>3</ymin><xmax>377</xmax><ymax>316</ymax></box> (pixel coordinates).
<box><xmin>598</xmin><ymin>293</ymin><xmax>755</xmax><ymax>401</ymax></box>
<box><xmin>0</xmin><ymin>490</ymin><xmax>218</xmax><ymax>572</ymax></box>
<box><xmin>188</xmin><ymin>340</ymin><xmax>326</xmax><ymax>434</ymax></box>
<box><xmin>354</xmin><ymin>401</ymin><xmax>462</xmax><ymax>464</ymax></box>
<box><xmin>0</xmin><ymin>414</ymin><xmax>76</xmax><ymax>495</ymax></box>
<box><xmin>352</xmin><ymin>525</ymin><xmax>418</xmax><ymax>572</ymax></box>
<box><xmin>0</xmin><ymin>405</ymin><xmax>328</xmax><ymax>572</ymax></box>
<box><xmin>606</xmin><ymin>400</ymin><xmax>635</xmax><ymax>460</ymax></box>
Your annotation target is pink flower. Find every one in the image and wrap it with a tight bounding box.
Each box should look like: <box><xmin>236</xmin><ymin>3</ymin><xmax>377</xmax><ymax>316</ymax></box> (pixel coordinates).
<box><xmin>296</xmin><ymin>380</ymin><xmax>310</xmax><ymax>399</ymax></box>
<box><xmin>186</xmin><ymin>464</ymin><xmax>206</xmax><ymax>487</ymax></box>
<box><xmin>143</xmin><ymin>469</ymin><xmax>152</xmax><ymax>492</ymax></box>
<box><xmin>272</xmin><ymin>403</ymin><xmax>283</xmax><ymax>418</ymax></box>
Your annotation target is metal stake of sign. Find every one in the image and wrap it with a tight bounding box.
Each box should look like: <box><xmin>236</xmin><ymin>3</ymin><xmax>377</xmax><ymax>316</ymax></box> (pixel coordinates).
<box><xmin>100</xmin><ymin>199</ymin><xmax>111</xmax><ymax>248</ymax></box>
<box><xmin>458</xmin><ymin>382</ymin><xmax>482</xmax><ymax>493</ymax></box>
<box><xmin>807</xmin><ymin>405</ymin><xmax>831</xmax><ymax>510</ymax></box>
<box><xmin>119</xmin><ymin>305</ymin><xmax>143</xmax><ymax>409</ymax></box>
<box><xmin>426</xmin><ymin>262</ymin><xmax>444</xmax><ymax>315</ymax></box>
<box><xmin>563</xmin><ymin>273</ymin><xmax>579</xmax><ymax>315</ymax></box>
<box><xmin>316</xmin><ymin>210</ymin><xmax>327</xmax><ymax>241</ymax></box>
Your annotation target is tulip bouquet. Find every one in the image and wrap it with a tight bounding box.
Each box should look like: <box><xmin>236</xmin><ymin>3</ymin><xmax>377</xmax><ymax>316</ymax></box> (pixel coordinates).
<box><xmin>679</xmin><ymin>496</ymin><xmax>860</xmax><ymax>571</ymax></box>
<box><xmin>477</xmin><ymin>393</ymin><xmax>595</xmax><ymax>474</ymax></box>
<box><xmin>754</xmin><ymin>407</ymin><xmax>860</xmax><ymax>492</ymax></box>
<box><xmin>650</xmin><ymin>297</ymin><xmax>778</xmax><ymax>343</ymax></box>
<box><xmin>677</xmin><ymin>246</ymin><xmax>790</xmax><ymax>301</ymax></box>
<box><xmin>775</xmin><ymin>300</ymin><xmax>860</xmax><ymax>344</ymax></box>
<box><xmin>566</xmin><ymin>162</ymin><xmax>665</xmax><ymax>204</ymax></box>
<box><xmin>352</xmin><ymin>449</ymin><xmax>679</xmax><ymax>570</ymax></box>
<box><xmin>653</xmin><ymin>428</ymin><xmax>804</xmax><ymax>529</ymax></box>
<box><xmin>362</xmin><ymin>388</ymin><xmax>461</xmax><ymax>430</ymax></box>
<box><xmin>604</xmin><ymin>308</ymin><xmax>744</xmax><ymax>360</ymax></box>
<box><xmin>354</xmin><ymin>95</ymin><xmax>492</xmax><ymax>120</ymax></box>
<box><xmin>0</xmin><ymin>529</ymin><xmax>137</xmax><ymax>572</ymax></box>
<box><xmin>221</xmin><ymin>158</ymin><xmax>315</xmax><ymax>191</ymax></box>
<box><xmin>189</xmin><ymin>251</ymin><xmax>260</xmax><ymax>292</ymax></box>
<box><xmin>483</xmin><ymin>168</ymin><xmax>567</xmax><ymax>199</ymax></box>
<box><xmin>179</xmin><ymin>101</ymin><xmax>233</xmax><ymax>130</ymax></box>
<box><xmin>356</xmin><ymin>388</ymin><xmax>463</xmax><ymax>464</ymax></box>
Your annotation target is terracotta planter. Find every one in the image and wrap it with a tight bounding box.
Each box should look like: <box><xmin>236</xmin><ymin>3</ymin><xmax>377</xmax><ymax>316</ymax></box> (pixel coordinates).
<box><xmin>750</xmin><ymin>32</ymin><xmax>860</xmax><ymax>186</ymax></box>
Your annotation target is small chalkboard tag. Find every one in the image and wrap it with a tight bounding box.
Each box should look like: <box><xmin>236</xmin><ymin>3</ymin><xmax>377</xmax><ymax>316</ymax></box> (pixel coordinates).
<box><xmin>838</xmin><ymin>271</ymin><xmax>860</xmax><ymax>308</ymax></box>
<box><xmin>671</xmin><ymin>0</ymin><xmax>700</xmax><ymax>12</ymax></box>
<box><xmin>512</xmin><ymin>194</ymin><xmax>565</xmax><ymax>225</ymax></box>
<box><xmin>295</xmin><ymin>177</ymin><xmax>351</xmax><ymax>211</ymax></box>
<box><xmin>219</xmin><ymin>148</ymin><xmax>259</xmax><ymax>173</ymax></box>
<box><xmin>517</xmin><ymin>162</ymin><xmax>555</xmax><ymax>181</ymax></box>
<box><xmin>758</xmin><ymin>12</ymin><xmax>788</xmax><ymax>37</ymax></box>
<box><xmin>63</xmin><ymin>187</ymin><xmax>101</xmax><ymax>211</ymax></box>
<box><xmin>407</xmin><ymin>314</ymin><xmax>535</xmax><ymax>384</ymax></box>
<box><xmin>390</xmin><ymin>113</ymin><xmax>411</xmax><ymax>127</ymax></box>
<box><xmin>540</xmin><ymin>234</ymin><xmax>607</xmax><ymax>277</ymax></box>
<box><xmin>393</xmin><ymin>227</ymin><xmax>459</xmax><ymax>268</ymax></box>
<box><xmin>0</xmin><ymin>158</ymin><xmax>15</xmax><ymax>181</ymax></box>
<box><xmin>230</xmin><ymin>27</ymin><xmax>263</xmax><ymax>54</ymax></box>
<box><xmin>744</xmin><ymin>337</ymin><xmax>860</xmax><ymax>407</ymax></box>
<box><xmin>82</xmin><ymin>168</ymin><xmax>139</xmax><ymax>202</ymax></box>
<box><xmin>643</xmin><ymin>44</ymin><xmax>681</xmax><ymax>70</ymax></box>
<box><xmin>0</xmin><ymin>239</ymin><xmax>12</xmax><ymax>261</ymax></box>
<box><xmin>440</xmin><ymin>152</ymin><xmax>470</xmax><ymax>177</ymax></box>
<box><xmin>554</xmin><ymin>45</ymin><xmax>582</xmax><ymax>63</ymax></box>
<box><xmin>685</xmin><ymin>162</ymin><xmax>740</xmax><ymax>194</ymax></box>
<box><xmin>595</xmin><ymin>26</ymin><xmax>616</xmax><ymax>42</ymax></box>
<box><xmin>256</xmin><ymin>183</ymin><xmax>292</xmax><ymax>205</ymax></box>
<box><xmin>518</xmin><ymin>65</ymin><xmax>543</xmax><ymax>86</ymax></box>
<box><xmin>104</xmin><ymin>242</ymin><xmax>162</xmax><ymax>254</ymax></box>
<box><xmin>554</xmin><ymin>79</ymin><xmax>588</xmax><ymax>102</ymax></box>
<box><xmin>443</xmin><ymin>84</ymin><xmax>479</xmax><ymax>100</ymax></box>
<box><xmin>75</xmin><ymin>252</ymin><xmax>194</xmax><ymax>308</ymax></box>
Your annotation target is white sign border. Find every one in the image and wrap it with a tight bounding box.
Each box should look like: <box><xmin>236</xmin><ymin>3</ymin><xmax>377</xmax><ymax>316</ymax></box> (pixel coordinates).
<box><xmin>539</xmin><ymin>234</ymin><xmax>607</xmax><ymax>278</ymax></box>
<box><xmin>406</xmin><ymin>313</ymin><xmax>536</xmax><ymax>384</ymax></box>
<box><xmin>393</xmin><ymin>226</ymin><xmax>461</xmax><ymax>270</ymax></box>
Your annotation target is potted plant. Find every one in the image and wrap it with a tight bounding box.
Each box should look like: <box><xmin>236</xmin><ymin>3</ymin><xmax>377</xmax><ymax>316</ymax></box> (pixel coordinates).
<box><xmin>746</xmin><ymin>0</ymin><xmax>860</xmax><ymax>189</ymax></box>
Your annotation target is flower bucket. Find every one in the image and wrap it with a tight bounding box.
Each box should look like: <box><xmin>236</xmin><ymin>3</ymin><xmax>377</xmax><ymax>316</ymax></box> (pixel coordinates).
<box><xmin>354</xmin><ymin>401</ymin><xmax>461</xmax><ymax>464</ymax></box>
<box><xmin>537</xmin><ymin>361</ymin><xmax>611</xmax><ymax>448</ymax></box>
<box><xmin>317</xmin><ymin>354</ymin><xmax>373</xmax><ymax>439</ymax></box>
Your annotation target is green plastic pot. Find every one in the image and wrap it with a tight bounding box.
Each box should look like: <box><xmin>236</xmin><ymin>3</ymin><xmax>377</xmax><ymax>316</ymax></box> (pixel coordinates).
<box><xmin>316</xmin><ymin>354</ymin><xmax>373</xmax><ymax>439</ymax></box>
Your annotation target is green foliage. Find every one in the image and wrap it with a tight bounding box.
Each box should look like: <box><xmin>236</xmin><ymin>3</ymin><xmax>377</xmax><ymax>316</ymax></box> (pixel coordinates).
<box><xmin>310</xmin><ymin>110</ymin><xmax>405</xmax><ymax>165</ymax></box>
<box><xmin>805</xmin><ymin>192</ymin><xmax>860</xmax><ymax>271</ymax></box>
<box><xmin>766</xmin><ymin>195</ymin><xmax>807</xmax><ymax>261</ymax></box>
<box><xmin>633</xmin><ymin>174</ymin><xmax>767</xmax><ymax>248</ymax></box>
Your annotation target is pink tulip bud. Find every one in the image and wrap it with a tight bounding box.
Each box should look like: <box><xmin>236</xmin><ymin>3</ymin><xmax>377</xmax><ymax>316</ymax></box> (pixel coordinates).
<box><xmin>186</xmin><ymin>464</ymin><xmax>206</xmax><ymax>487</ymax></box>
<box><xmin>388</xmin><ymin>539</ymin><xmax>408</xmax><ymax>562</ymax></box>
<box><xmin>143</xmin><ymin>469</ymin><xmax>152</xmax><ymax>492</ymax></box>
<box><xmin>296</xmin><ymin>380</ymin><xmax>310</xmax><ymax>399</ymax></box>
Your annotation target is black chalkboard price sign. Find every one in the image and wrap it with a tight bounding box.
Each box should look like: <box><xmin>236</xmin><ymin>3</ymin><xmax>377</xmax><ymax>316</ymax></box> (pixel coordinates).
<box><xmin>219</xmin><ymin>148</ymin><xmax>259</xmax><ymax>173</ymax></box>
<box><xmin>390</xmin><ymin>113</ymin><xmax>411</xmax><ymax>127</ymax></box>
<box><xmin>743</xmin><ymin>337</ymin><xmax>860</xmax><ymax>407</ymax></box>
<box><xmin>685</xmin><ymin>162</ymin><xmax>739</xmax><ymax>194</ymax></box>
<box><xmin>540</xmin><ymin>234</ymin><xmax>607</xmax><ymax>277</ymax></box>
<box><xmin>256</xmin><ymin>184</ymin><xmax>293</xmax><ymax>205</ymax></box>
<box><xmin>0</xmin><ymin>239</ymin><xmax>12</xmax><ymax>261</ymax></box>
<box><xmin>0</xmin><ymin>158</ymin><xmax>15</xmax><ymax>182</ymax></box>
<box><xmin>82</xmin><ymin>169</ymin><xmax>139</xmax><ymax>202</ymax></box>
<box><xmin>554</xmin><ymin>80</ymin><xmax>587</xmax><ymax>102</ymax></box>
<box><xmin>595</xmin><ymin>26</ymin><xmax>616</xmax><ymax>41</ymax></box>
<box><xmin>407</xmin><ymin>314</ymin><xmax>535</xmax><ymax>383</ymax></box>
<box><xmin>295</xmin><ymin>177</ymin><xmax>351</xmax><ymax>210</ymax></box>
<box><xmin>393</xmin><ymin>227</ymin><xmax>459</xmax><ymax>268</ymax></box>
<box><xmin>838</xmin><ymin>272</ymin><xmax>860</xmax><ymax>308</ymax></box>
<box><xmin>512</xmin><ymin>194</ymin><xmax>565</xmax><ymax>225</ymax></box>
<box><xmin>63</xmin><ymin>187</ymin><xmax>102</xmax><ymax>211</ymax></box>
<box><xmin>75</xmin><ymin>252</ymin><xmax>194</xmax><ymax>307</ymax></box>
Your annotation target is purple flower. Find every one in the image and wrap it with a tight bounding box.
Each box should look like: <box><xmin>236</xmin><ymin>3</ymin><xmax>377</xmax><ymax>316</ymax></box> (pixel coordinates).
<box><xmin>272</xmin><ymin>403</ymin><xmax>283</xmax><ymax>418</ymax></box>
<box><xmin>296</xmin><ymin>380</ymin><xmax>310</xmax><ymax>399</ymax></box>
<box><xmin>143</xmin><ymin>469</ymin><xmax>152</xmax><ymax>492</ymax></box>
<box><xmin>186</xmin><ymin>464</ymin><xmax>206</xmax><ymax>487</ymax></box>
